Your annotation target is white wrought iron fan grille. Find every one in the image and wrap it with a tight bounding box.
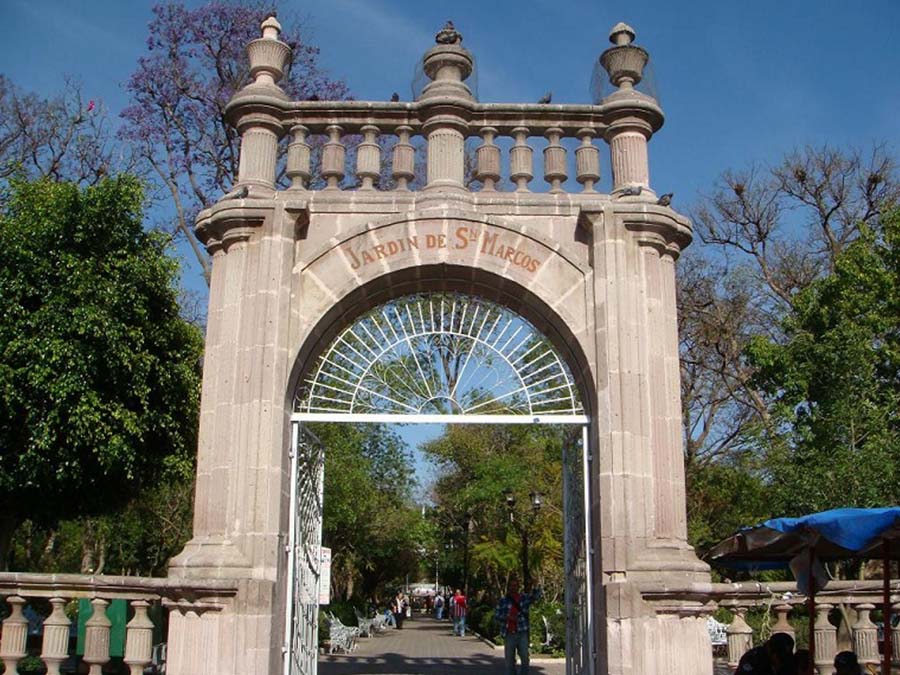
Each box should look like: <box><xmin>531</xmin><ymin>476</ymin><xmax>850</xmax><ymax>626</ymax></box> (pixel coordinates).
<box><xmin>295</xmin><ymin>292</ymin><xmax>584</xmax><ymax>417</ymax></box>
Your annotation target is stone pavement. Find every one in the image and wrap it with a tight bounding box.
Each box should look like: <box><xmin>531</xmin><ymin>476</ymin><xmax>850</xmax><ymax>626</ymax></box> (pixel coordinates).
<box><xmin>318</xmin><ymin>616</ymin><xmax>566</xmax><ymax>675</ymax></box>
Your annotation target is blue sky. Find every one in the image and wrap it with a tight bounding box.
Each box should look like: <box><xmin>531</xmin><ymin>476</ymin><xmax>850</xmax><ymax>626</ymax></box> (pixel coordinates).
<box><xmin>3</xmin><ymin>0</ymin><xmax>898</xmax><ymax>281</ymax></box>
<box><xmin>3</xmin><ymin>0</ymin><xmax>898</xmax><ymax>489</ymax></box>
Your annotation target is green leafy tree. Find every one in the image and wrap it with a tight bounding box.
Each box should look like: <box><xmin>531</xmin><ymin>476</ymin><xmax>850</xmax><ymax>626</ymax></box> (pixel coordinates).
<box><xmin>0</xmin><ymin>177</ymin><xmax>203</xmax><ymax>567</ymax></box>
<box><xmin>310</xmin><ymin>422</ymin><xmax>422</xmax><ymax>600</ymax></box>
<box><xmin>745</xmin><ymin>206</ymin><xmax>900</xmax><ymax>514</ymax></box>
<box><xmin>423</xmin><ymin>424</ymin><xmax>566</xmax><ymax>599</ymax></box>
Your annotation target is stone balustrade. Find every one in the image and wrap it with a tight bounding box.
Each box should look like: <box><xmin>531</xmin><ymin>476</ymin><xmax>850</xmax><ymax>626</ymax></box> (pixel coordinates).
<box><xmin>702</xmin><ymin>580</ymin><xmax>900</xmax><ymax>672</ymax></box>
<box><xmin>275</xmin><ymin>104</ymin><xmax>643</xmax><ymax>195</ymax></box>
<box><xmin>228</xmin><ymin>16</ymin><xmax>662</xmax><ymax>198</ymax></box>
<box><xmin>0</xmin><ymin>573</ymin><xmax>237</xmax><ymax>674</ymax></box>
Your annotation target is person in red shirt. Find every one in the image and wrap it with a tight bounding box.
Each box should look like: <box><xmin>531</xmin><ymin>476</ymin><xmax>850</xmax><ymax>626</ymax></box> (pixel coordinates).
<box><xmin>495</xmin><ymin>577</ymin><xmax>542</xmax><ymax>675</ymax></box>
<box><xmin>451</xmin><ymin>588</ymin><xmax>468</xmax><ymax>637</ymax></box>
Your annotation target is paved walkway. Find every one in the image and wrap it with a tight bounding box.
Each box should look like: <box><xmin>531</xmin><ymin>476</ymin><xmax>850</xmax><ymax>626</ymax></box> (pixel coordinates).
<box><xmin>319</xmin><ymin>616</ymin><xmax>565</xmax><ymax>675</ymax></box>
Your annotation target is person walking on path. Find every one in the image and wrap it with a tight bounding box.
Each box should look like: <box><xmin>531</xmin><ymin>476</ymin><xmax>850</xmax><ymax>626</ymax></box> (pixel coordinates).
<box><xmin>495</xmin><ymin>577</ymin><xmax>542</xmax><ymax>675</ymax></box>
<box><xmin>451</xmin><ymin>588</ymin><xmax>467</xmax><ymax>637</ymax></box>
<box><xmin>434</xmin><ymin>593</ymin><xmax>444</xmax><ymax>620</ymax></box>
<box><xmin>391</xmin><ymin>591</ymin><xmax>405</xmax><ymax>630</ymax></box>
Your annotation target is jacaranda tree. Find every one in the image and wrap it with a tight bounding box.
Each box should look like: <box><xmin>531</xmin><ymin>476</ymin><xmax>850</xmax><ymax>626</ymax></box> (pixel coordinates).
<box><xmin>120</xmin><ymin>1</ymin><xmax>350</xmax><ymax>283</ymax></box>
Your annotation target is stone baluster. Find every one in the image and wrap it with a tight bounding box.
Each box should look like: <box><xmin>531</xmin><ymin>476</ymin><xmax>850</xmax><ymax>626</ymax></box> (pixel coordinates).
<box><xmin>356</xmin><ymin>125</ymin><xmax>381</xmax><ymax>190</ymax></box>
<box><xmin>391</xmin><ymin>126</ymin><xmax>415</xmax><ymax>190</ymax></box>
<box><xmin>772</xmin><ymin>603</ymin><xmax>796</xmax><ymax>641</ymax></box>
<box><xmin>124</xmin><ymin>600</ymin><xmax>155</xmax><ymax>675</ymax></box>
<box><xmin>813</xmin><ymin>603</ymin><xmax>837</xmax><ymax>675</ymax></box>
<box><xmin>726</xmin><ymin>606</ymin><xmax>753</xmax><ymax>668</ymax></box>
<box><xmin>0</xmin><ymin>595</ymin><xmax>28</xmax><ymax>674</ymax></box>
<box><xmin>286</xmin><ymin>125</ymin><xmax>311</xmax><ymax>189</ymax></box>
<box><xmin>509</xmin><ymin>127</ymin><xmax>533</xmax><ymax>192</ymax></box>
<box><xmin>851</xmin><ymin>603</ymin><xmax>879</xmax><ymax>668</ymax></box>
<box><xmin>41</xmin><ymin>597</ymin><xmax>72</xmax><ymax>675</ymax></box>
<box><xmin>893</xmin><ymin>602</ymin><xmax>900</xmax><ymax>666</ymax></box>
<box><xmin>322</xmin><ymin>125</ymin><xmax>346</xmax><ymax>190</ymax></box>
<box><xmin>83</xmin><ymin>598</ymin><xmax>112</xmax><ymax>675</ymax></box>
<box><xmin>475</xmin><ymin>126</ymin><xmax>501</xmax><ymax>191</ymax></box>
<box><xmin>542</xmin><ymin>127</ymin><xmax>568</xmax><ymax>193</ymax></box>
<box><xmin>575</xmin><ymin>128</ymin><xmax>600</xmax><ymax>192</ymax></box>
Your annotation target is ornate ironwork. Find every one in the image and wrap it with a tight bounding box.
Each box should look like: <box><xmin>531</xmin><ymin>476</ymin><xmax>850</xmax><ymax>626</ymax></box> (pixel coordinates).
<box><xmin>563</xmin><ymin>431</ymin><xmax>592</xmax><ymax>674</ymax></box>
<box><xmin>288</xmin><ymin>424</ymin><xmax>324</xmax><ymax>675</ymax></box>
<box><xmin>295</xmin><ymin>293</ymin><xmax>583</xmax><ymax>417</ymax></box>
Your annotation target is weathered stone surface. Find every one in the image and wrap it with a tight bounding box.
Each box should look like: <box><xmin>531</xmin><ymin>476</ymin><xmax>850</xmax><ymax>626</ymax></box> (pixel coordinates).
<box><xmin>171</xmin><ymin>17</ymin><xmax>712</xmax><ymax>675</ymax></box>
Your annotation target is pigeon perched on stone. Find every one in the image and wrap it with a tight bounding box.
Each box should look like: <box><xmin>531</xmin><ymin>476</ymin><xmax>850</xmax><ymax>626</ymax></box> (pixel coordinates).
<box><xmin>619</xmin><ymin>185</ymin><xmax>642</xmax><ymax>197</ymax></box>
<box><xmin>307</xmin><ymin>94</ymin><xmax>320</xmax><ymax>101</ymax></box>
<box><xmin>657</xmin><ymin>192</ymin><xmax>673</xmax><ymax>206</ymax></box>
<box><xmin>225</xmin><ymin>185</ymin><xmax>249</xmax><ymax>200</ymax></box>
<box><xmin>391</xmin><ymin>92</ymin><xmax>400</xmax><ymax>102</ymax></box>
<box><xmin>537</xmin><ymin>91</ymin><xmax>552</xmax><ymax>104</ymax></box>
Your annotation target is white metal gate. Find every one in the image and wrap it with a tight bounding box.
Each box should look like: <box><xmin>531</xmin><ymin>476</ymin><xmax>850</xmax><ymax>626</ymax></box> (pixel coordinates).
<box><xmin>562</xmin><ymin>426</ymin><xmax>594</xmax><ymax>674</ymax></box>
<box><xmin>284</xmin><ymin>422</ymin><xmax>325</xmax><ymax>675</ymax></box>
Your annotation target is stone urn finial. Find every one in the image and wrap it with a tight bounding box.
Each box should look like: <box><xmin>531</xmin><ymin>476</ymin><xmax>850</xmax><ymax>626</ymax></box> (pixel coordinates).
<box><xmin>609</xmin><ymin>22</ymin><xmax>636</xmax><ymax>46</ymax></box>
<box><xmin>245</xmin><ymin>14</ymin><xmax>292</xmax><ymax>90</ymax></box>
<box><xmin>600</xmin><ymin>22</ymin><xmax>649</xmax><ymax>90</ymax></box>
<box><xmin>435</xmin><ymin>21</ymin><xmax>463</xmax><ymax>45</ymax></box>
<box><xmin>419</xmin><ymin>21</ymin><xmax>473</xmax><ymax>101</ymax></box>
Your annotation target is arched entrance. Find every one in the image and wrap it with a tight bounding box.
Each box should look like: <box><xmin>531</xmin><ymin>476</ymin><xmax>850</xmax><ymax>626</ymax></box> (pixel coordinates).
<box><xmin>167</xmin><ymin>16</ymin><xmax>715</xmax><ymax>675</ymax></box>
<box><xmin>286</xmin><ymin>291</ymin><xmax>594</xmax><ymax>675</ymax></box>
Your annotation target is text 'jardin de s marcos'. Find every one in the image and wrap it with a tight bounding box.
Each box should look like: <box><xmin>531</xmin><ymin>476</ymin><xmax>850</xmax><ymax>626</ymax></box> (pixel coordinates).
<box><xmin>342</xmin><ymin>224</ymin><xmax>543</xmax><ymax>274</ymax></box>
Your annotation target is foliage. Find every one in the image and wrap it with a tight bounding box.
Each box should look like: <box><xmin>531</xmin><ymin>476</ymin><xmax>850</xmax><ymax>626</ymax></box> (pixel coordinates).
<box><xmin>745</xmin><ymin>206</ymin><xmax>900</xmax><ymax>515</ymax></box>
<box><xmin>0</xmin><ymin>177</ymin><xmax>203</xmax><ymax>566</ymax></box>
<box><xmin>310</xmin><ymin>422</ymin><xmax>422</xmax><ymax>600</ymax></box>
<box><xmin>681</xmin><ymin>145</ymin><xmax>898</xmax><ymax>549</ymax></box>
<box><xmin>422</xmin><ymin>424</ymin><xmax>568</xmax><ymax>600</ymax></box>
<box><xmin>120</xmin><ymin>1</ymin><xmax>350</xmax><ymax>282</ymax></box>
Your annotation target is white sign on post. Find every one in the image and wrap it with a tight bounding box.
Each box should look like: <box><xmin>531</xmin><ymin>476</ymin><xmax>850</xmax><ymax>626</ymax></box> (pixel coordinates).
<box><xmin>319</xmin><ymin>547</ymin><xmax>332</xmax><ymax>605</ymax></box>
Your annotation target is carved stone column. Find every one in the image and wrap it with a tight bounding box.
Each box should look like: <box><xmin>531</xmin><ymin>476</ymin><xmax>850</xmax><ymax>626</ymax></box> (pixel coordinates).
<box><xmin>41</xmin><ymin>597</ymin><xmax>71</xmax><ymax>675</ymax></box>
<box><xmin>814</xmin><ymin>603</ymin><xmax>837</xmax><ymax>675</ymax></box>
<box><xmin>418</xmin><ymin>22</ymin><xmax>474</xmax><ymax>193</ymax></box>
<box><xmin>772</xmin><ymin>603</ymin><xmax>796</xmax><ymax>641</ymax></box>
<box><xmin>851</xmin><ymin>603</ymin><xmax>879</xmax><ymax>668</ymax></box>
<box><xmin>125</xmin><ymin>600</ymin><xmax>155</xmax><ymax>675</ymax></box>
<box><xmin>229</xmin><ymin>15</ymin><xmax>291</xmax><ymax>193</ymax></box>
<box><xmin>599</xmin><ymin>24</ymin><xmax>662</xmax><ymax>194</ymax></box>
<box><xmin>726</xmin><ymin>607</ymin><xmax>753</xmax><ymax>668</ymax></box>
<box><xmin>0</xmin><ymin>595</ymin><xmax>28</xmax><ymax>673</ymax></box>
<box><xmin>84</xmin><ymin>598</ymin><xmax>112</xmax><ymax>675</ymax></box>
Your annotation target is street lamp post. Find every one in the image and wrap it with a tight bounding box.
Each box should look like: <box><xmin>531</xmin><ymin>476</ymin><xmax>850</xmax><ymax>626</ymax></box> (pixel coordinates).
<box><xmin>504</xmin><ymin>489</ymin><xmax>543</xmax><ymax>589</ymax></box>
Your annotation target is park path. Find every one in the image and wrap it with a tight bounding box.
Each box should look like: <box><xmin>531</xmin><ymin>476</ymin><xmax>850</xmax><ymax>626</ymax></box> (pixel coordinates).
<box><xmin>318</xmin><ymin>616</ymin><xmax>566</xmax><ymax>675</ymax></box>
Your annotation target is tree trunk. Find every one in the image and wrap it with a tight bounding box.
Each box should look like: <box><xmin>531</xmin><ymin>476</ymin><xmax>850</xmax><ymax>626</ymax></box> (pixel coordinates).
<box><xmin>0</xmin><ymin>515</ymin><xmax>19</xmax><ymax>571</ymax></box>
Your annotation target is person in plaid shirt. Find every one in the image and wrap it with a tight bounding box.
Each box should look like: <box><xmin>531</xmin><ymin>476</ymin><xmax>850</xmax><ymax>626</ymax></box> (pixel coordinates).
<box><xmin>495</xmin><ymin>577</ymin><xmax>542</xmax><ymax>675</ymax></box>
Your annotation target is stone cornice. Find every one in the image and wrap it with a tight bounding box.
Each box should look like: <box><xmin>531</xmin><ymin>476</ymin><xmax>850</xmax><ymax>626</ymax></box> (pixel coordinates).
<box><xmin>195</xmin><ymin>199</ymin><xmax>271</xmax><ymax>254</ymax></box>
<box><xmin>576</xmin><ymin>200</ymin><xmax>692</xmax><ymax>257</ymax></box>
<box><xmin>224</xmin><ymin>95</ymin><xmax>664</xmax><ymax>138</ymax></box>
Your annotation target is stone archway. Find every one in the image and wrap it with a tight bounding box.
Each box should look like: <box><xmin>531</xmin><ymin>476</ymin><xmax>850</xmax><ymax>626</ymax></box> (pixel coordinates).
<box><xmin>166</xmin><ymin>16</ymin><xmax>714</xmax><ymax>675</ymax></box>
<box><xmin>286</xmin><ymin>288</ymin><xmax>595</xmax><ymax>675</ymax></box>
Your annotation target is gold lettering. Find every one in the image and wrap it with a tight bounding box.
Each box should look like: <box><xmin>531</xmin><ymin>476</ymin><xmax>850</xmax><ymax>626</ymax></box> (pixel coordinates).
<box><xmin>454</xmin><ymin>226</ymin><xmax>469</xmax><ymax>249</ymax></box>
<box><xmin>346</xmin><ymin>247</ymin><xmax>361</xmax><ymax>270</ymax></box>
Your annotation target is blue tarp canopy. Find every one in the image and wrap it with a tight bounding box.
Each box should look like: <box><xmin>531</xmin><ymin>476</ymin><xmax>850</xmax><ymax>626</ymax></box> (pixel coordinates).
<box><xmin>707</xmin><ymin>507</ymin><xmax>900</xmax><ymax>571</ymax></box>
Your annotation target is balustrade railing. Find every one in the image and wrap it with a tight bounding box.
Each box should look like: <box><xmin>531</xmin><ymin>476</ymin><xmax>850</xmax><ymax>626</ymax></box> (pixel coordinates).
<box><xmin>0</xmin><ymin>573</ymin><xmax>236</xmax><ymax>674</ymax></box>
<box><xmin>698</xmin><ymin>581</ymin><xmax>900</xmax><ymax>672</ymax></box>
<box><xmin>224</xmin><ymin>17</ymin><xmax>662</xmax><ymax>200</ymax></box>
<box><xmin>275</xmin><ymin>112</ymin><xmax>613</xmax><ymax>195</ymax></box>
